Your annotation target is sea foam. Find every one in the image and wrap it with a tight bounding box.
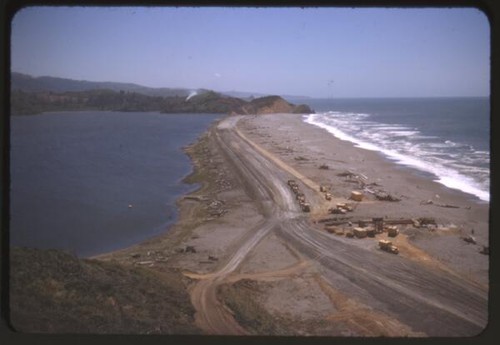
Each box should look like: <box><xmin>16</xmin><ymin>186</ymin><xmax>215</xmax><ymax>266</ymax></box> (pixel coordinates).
<box><xmin>304</xmin><ymin>113</ymin><xmax>489</xmax><ymax>202</ymax></box>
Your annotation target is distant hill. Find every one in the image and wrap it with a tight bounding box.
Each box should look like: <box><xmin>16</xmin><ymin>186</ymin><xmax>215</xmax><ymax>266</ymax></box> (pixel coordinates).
<box><xmin>12</xmin><ymin>72</ymin><xmax>311</xmax><ymax>102</ymax></box>
<box><xmin>11</xmin><ymin>72</ymin><xmax>193</xmax><ymax>98</ymax></box>
<box><xmin>10</xmin><ymin>72</ymin><xmax>314</xmax><ymax>115</ymax></box>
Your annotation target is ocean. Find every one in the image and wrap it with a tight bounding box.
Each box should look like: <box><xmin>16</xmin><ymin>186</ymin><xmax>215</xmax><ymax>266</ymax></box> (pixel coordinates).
<box><xmin>302</xmin><ymin>98</ymin><xmax>489</xmax><ymax>202</ymax></box>
<box><xmin>10</xmin><ymin>111</ymin><xmax>221</xmax><ymax>257</ymax></box>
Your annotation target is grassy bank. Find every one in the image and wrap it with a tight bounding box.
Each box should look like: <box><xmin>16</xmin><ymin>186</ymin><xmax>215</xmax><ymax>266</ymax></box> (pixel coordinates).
<box><xmin>9</xmin><ymin>247</ymin><xmax>200</xmax><ymax>334</ymax></box>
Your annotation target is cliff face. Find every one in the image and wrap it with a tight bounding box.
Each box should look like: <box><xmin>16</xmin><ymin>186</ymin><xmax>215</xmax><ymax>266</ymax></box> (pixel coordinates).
<box><xmin>161</xmin><ymin>92</ymin><xmax>313</xmax><ymax>115</ymax></box>
<box><xmin>232</xmin><ymin>95</ymin><xmax>313</xmax><ymax>115</ymax></box>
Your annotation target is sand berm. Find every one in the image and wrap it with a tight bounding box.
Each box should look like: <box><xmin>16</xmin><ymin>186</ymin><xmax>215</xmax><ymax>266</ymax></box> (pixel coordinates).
<box><xmin>93</xmin><ymin>113</ymin><xmax>489</xmax><ymax>337</ymax></box>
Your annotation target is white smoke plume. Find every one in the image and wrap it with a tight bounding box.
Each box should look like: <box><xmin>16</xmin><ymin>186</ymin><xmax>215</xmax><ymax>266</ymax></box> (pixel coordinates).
<box><xmin>186</xmin><ymin>90</ymin><xmax>198</xmax><ymax>101</ymax></box>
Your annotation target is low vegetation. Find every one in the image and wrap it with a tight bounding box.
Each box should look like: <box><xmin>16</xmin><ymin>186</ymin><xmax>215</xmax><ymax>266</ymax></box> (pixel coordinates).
<box><xmin>217</xmin><ymin>280</ymin><xmax>289</xmax><ymax>335</ymax></box>
<box><xmin>9</xmin><ymin>247</ymin><xmax>200</xmax><ymax>334</ymax></box>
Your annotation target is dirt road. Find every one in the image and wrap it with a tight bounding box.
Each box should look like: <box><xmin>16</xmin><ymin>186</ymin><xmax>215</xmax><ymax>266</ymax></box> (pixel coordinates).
<box><xmin>188</xmin><ymin>115</ymin><xmax>488</xmax><ymax>336</ymax></box>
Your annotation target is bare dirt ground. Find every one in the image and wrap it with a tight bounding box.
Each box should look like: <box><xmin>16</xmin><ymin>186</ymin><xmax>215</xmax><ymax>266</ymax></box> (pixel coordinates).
<box><xmin>97</xmin><ymin>113</ymin><xmax>489</xmax><ymax>337</ymax></box>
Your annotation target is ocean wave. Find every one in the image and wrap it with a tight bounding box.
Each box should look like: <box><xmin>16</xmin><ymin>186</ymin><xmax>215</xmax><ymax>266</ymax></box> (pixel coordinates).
<box><xmin>304</xmin><ymin>113</ymin><xmax>490</xmax><ymax>202</ymax></box>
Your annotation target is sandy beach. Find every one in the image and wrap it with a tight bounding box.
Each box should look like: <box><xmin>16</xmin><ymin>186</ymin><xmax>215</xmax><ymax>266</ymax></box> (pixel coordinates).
<box><xmin>97</xmin><ymin>113</ymin><xmax>489</xmax><ymax>336</ymax></box>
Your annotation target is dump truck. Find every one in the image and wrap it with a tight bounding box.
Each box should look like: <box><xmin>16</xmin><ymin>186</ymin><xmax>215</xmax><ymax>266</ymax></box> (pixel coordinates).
<box><xmin>301</xmin><ymin>202</ymin><xmax>311</xmax><ymax>212</ymax></box>
<box><xmin>325</xmin><ymin>193</ymin><xmax>332</xmax><ymax>201</ymax></box>
<box><xmin>330</xmin><ymin>207</ymin><xmax>346</xmax><ymax>215</ymax></box>
<box><xmin>336</xmin><ymin>203</ymin><xmax>353</xmax><ymax>212</ymax></box>
<box><xmin>320</xmin><ymin>185</ymin><xmax>327</xmax><ymax>192</ymax></box>
<box><xmin>379</xmin><ymin>239</ymin><xmax>399</xmax><ymax>254</ymax></box>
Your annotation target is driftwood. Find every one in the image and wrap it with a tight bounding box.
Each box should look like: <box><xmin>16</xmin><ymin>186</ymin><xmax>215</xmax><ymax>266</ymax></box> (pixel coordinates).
<box><xmin>374</xmin><ymin>192</ymin><xmax>401</xmax><ymax>202</ymax></box>
<box><xmin>462</xmin><ymin>235</ymin><xmax>477</xmax><ymax>245</ymax></box>
<box><xmin>439</xmin><ymin>204</ymin><xmax>460</xmax><ymax>208</ymax></box>
<box><xmin>337</xmin><ymin>171</ymin><xmax>356</xmax><ymax>178</ymax></box>
<box><xmin>324</xmin><ymin>221</ymin><xmax>351</xmax><ymax>226</ymax></box>
<box><xmin>317</xmin><ymin>216</ymin><xmax>352</xmax><ymax>224</ymax></box>
<box><xmin>184</xmin><ymin>195</ymin><xmax>209</xmax><ymax>202</ymax></box>
<box><xmin>420</xmin><ymin>199</ymin><xmax>460</xmax><ymax>208</ymax></box>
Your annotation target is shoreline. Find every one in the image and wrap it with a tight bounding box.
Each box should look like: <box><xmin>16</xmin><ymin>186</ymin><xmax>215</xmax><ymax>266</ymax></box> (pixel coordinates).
<box><xmin>303</xmin><ymin>112</ymin><xmax>489</xmax><ymax>204</ymax></box>
<box><xmin>95</xmin><ymin>112</ymin><xmax>488</xmax><ymax>336</ymax></box>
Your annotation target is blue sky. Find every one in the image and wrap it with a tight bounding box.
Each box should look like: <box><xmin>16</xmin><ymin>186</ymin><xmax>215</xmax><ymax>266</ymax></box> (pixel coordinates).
<box><xmin>11</xmin><ymin>7</ymin><xmax>490</xmax><ymax>98</ymax></box>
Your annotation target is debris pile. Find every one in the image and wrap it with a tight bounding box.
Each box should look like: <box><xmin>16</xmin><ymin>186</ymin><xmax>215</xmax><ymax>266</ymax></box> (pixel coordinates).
<box><xmin>206</xmin><ymin>199</ymin><xmax>227</xmax><ymax>218</ymax></box>
<box><xmin>374</xmin><ymin>191</ymin><xmax>401</xmax><ymax>202</ymax></box>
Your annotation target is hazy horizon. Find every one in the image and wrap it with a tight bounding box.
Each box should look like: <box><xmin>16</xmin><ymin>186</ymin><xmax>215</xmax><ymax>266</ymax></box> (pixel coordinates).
<box><xmin>11</xmin><ymin>7</ymin><xmax>490</xmax><ymax>98</ymax></box>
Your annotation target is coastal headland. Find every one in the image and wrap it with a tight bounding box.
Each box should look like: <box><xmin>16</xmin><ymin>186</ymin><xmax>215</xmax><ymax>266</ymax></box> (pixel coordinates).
<box><xmin>93</xmin><ymin>113</ymin><xmax>488</xmax><ymax>336</ymax></box>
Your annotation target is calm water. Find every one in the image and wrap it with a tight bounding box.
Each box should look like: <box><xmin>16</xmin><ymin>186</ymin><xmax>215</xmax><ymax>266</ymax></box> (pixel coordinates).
<box><xmin>10</xmin><ymin>111</ymin><xmax>221</xmax><ymax>257</ymax></box>
<box><xmin>303</xmin><ymin>98</ymin><xmax>489</xmax><ymax>202</ymax></box>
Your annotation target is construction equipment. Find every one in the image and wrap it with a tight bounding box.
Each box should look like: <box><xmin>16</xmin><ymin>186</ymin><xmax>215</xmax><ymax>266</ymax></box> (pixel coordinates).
<box><xmin>353</xmin><ymin>227</ymin><xmax>368</xmax><ymax>238</ymax></box>
<box><xmin>301</xmin><ymin>202</ymin><xmax>311</xmax><ymax>212</ymax></box>
<box><xmin>379</xmin><ymin>240</ymin><xmax>399</xmax><ymax>254</ymax></box>
<box><xmin>325</xmin><ymin>193</ymin><xmax>332</xmax><ymax>201</ymax></box>
<box><xmin>373</xmin><ymin>217</ymin><xmax>384</xmax><ymax>233</ymax></box>
<box><xmin>386</xmin><ymin>226</ymin><xmax>399</xmax><ymax>237</ymax></box>
<box><xmin>350</xmin><ymin>191</ymin><xmax>364</xmax><ymax>202</ymax></box>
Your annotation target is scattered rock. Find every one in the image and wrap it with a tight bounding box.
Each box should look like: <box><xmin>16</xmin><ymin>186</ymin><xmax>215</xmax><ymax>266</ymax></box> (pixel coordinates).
<box><xmin>185</xmin><ymin>246</ymin><xmax>197</xmax><ymax>253</ymax></box>
<box><xmin>480</xmin><ymin>246</ymin><xmax>489</xmax><ymax>255</ymax></box>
